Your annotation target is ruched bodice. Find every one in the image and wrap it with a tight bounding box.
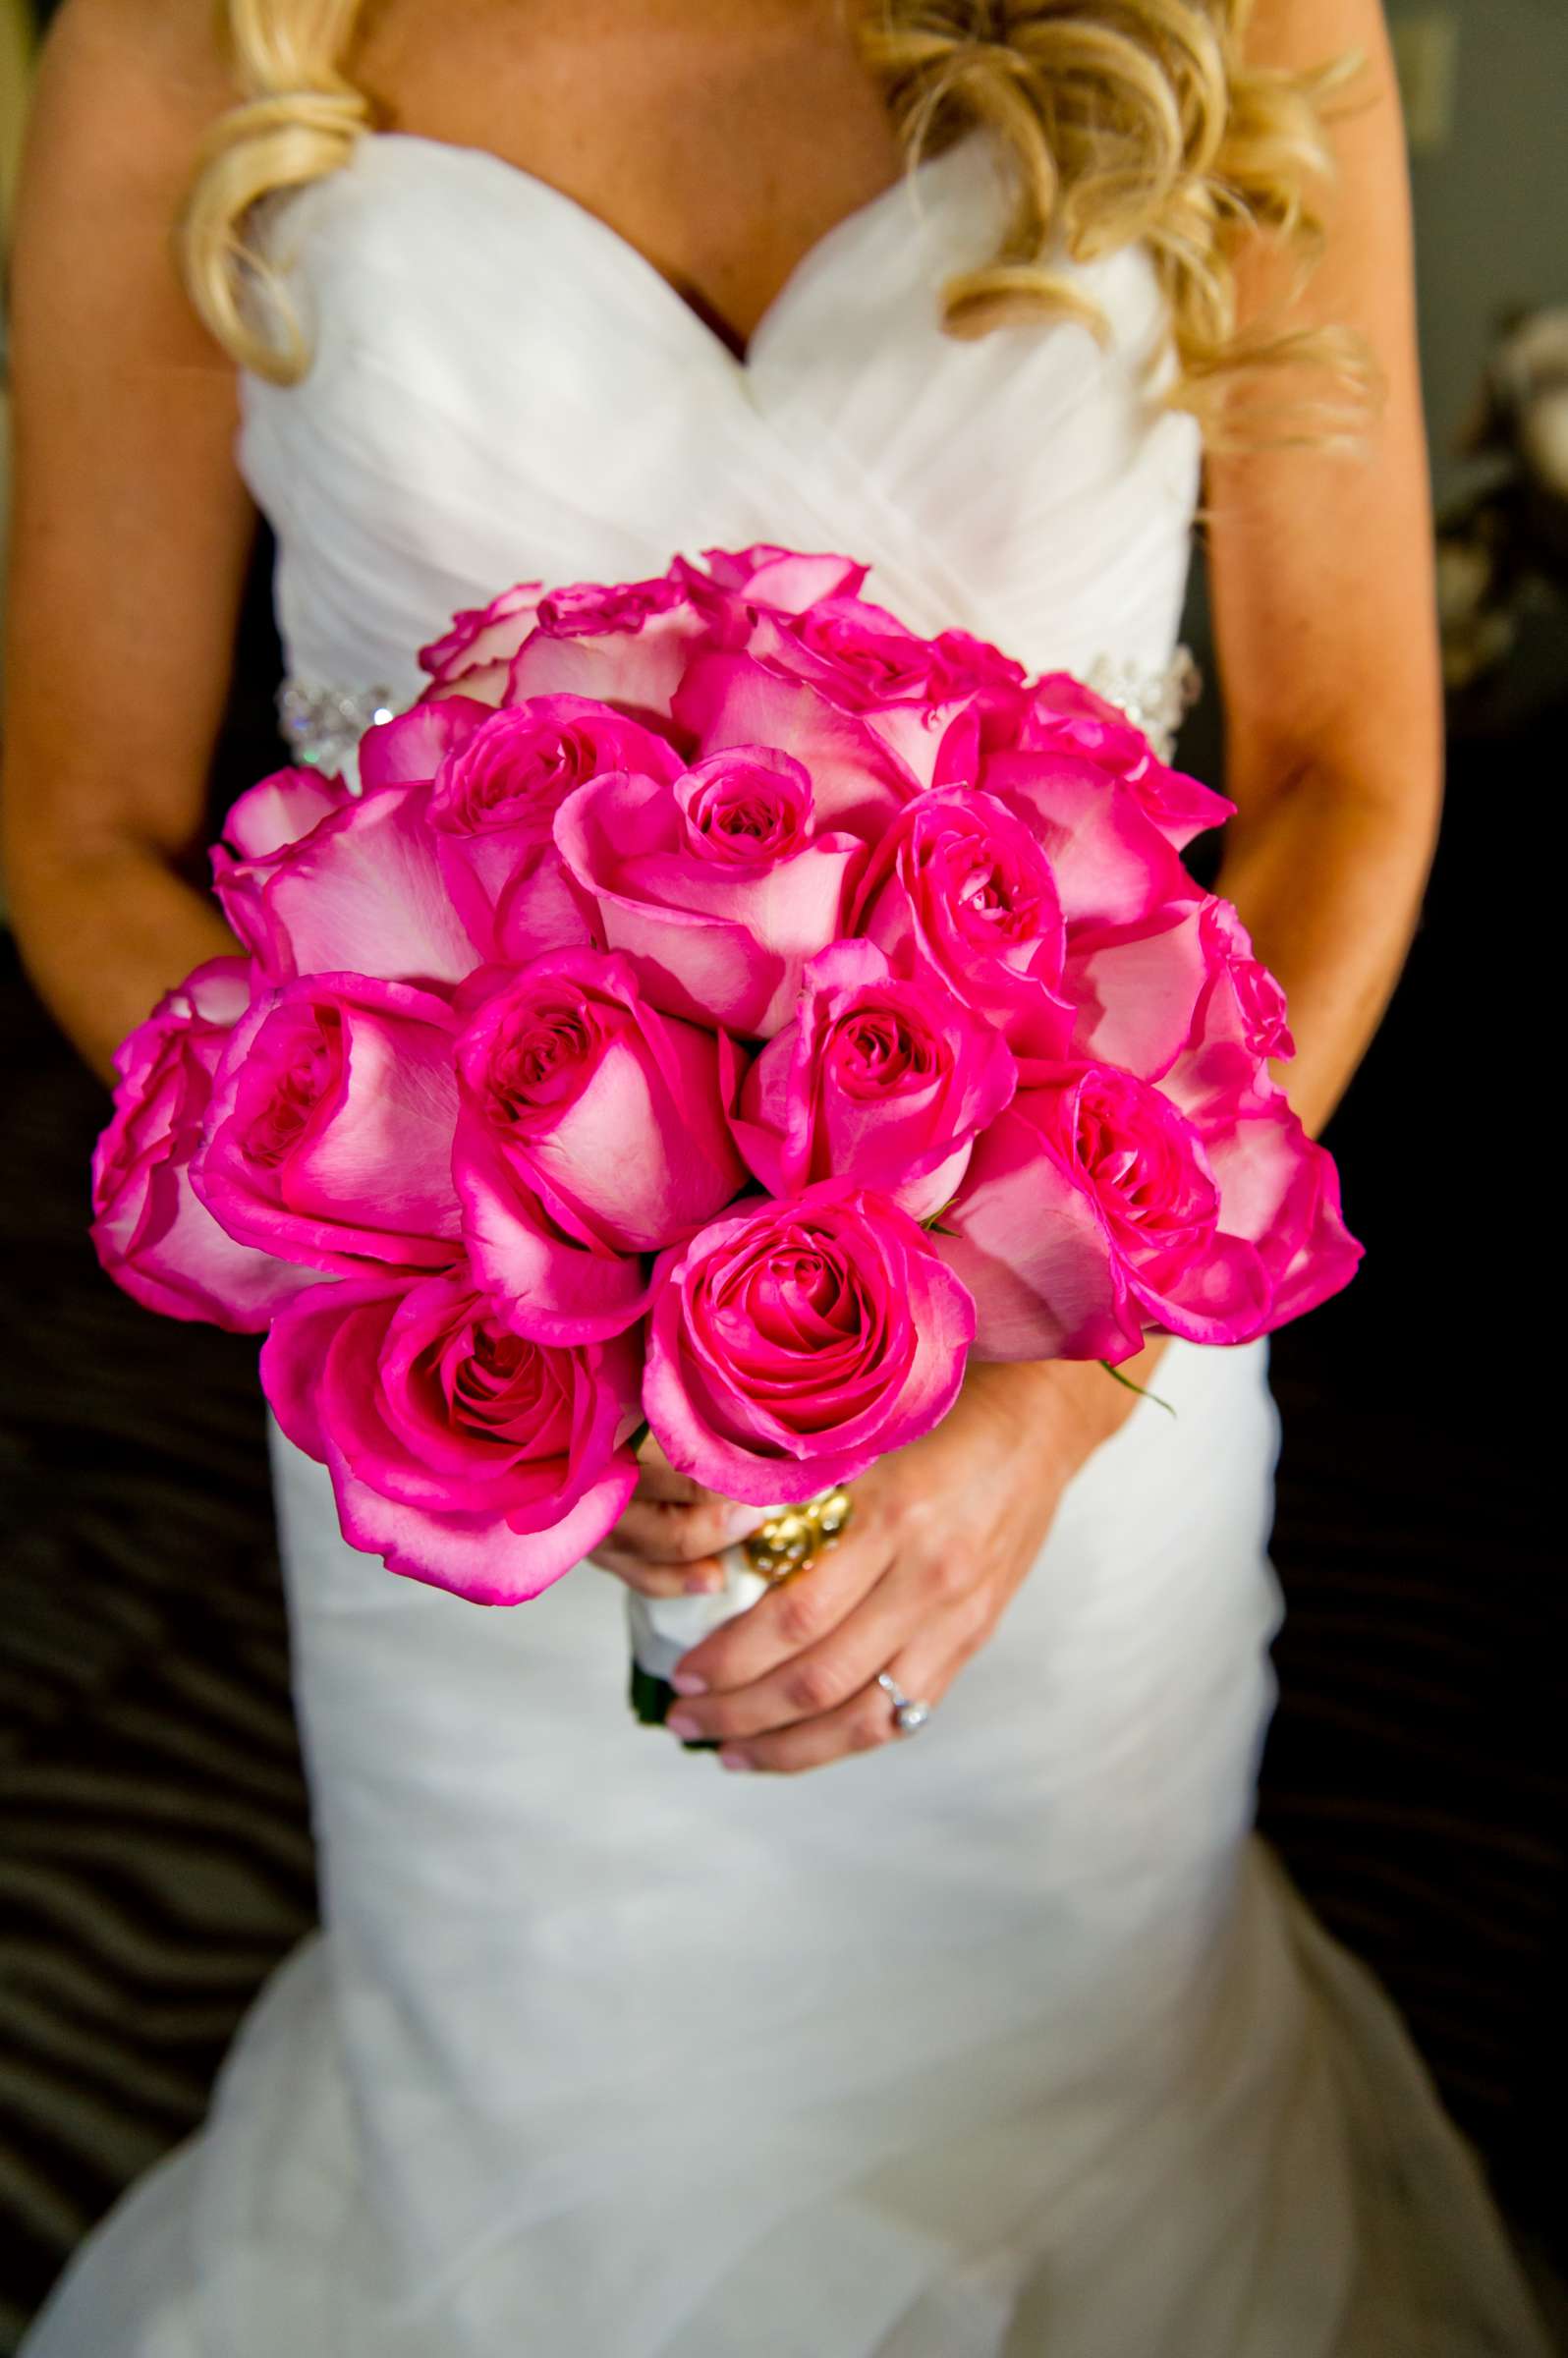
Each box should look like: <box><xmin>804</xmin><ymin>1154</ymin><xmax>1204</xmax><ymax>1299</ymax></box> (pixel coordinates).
<box><xmin>238</xmin><ymin>133</ymin><xmax>1202</xmax><ymax>707</ymax></box>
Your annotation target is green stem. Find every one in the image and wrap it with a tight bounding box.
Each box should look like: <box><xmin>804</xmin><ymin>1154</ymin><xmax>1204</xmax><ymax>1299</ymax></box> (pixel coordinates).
<box><xmin>629</xmin><ymin>1659</ymin><xmax>720</xmax><ymax>1750</ymax></box>
<box><xmin>1099</xmin><ymin>1360</ymin><xmax>1176</xmax><ymax>1417</ymax></box>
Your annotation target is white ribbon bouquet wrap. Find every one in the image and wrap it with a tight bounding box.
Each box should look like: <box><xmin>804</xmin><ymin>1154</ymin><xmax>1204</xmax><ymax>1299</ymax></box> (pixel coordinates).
<box><xmin>625</xmin><ymin>1489</ymin><xmax>855</xmax><ymax>1738</ymax></box>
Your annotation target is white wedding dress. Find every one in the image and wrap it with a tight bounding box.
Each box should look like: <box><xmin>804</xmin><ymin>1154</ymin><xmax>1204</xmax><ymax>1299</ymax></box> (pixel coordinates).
<box><xmin>25</xmin><ymin>133</ymin><xmax>1552</xmax><ymax>2357</ymax></box>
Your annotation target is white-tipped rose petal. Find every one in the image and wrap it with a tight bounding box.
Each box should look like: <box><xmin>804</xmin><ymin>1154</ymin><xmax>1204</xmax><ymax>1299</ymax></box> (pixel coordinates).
<box><xmin>643</xmin><ymin>1181</ymin><xmax>976</xmax><ymax>1505</ymax></box>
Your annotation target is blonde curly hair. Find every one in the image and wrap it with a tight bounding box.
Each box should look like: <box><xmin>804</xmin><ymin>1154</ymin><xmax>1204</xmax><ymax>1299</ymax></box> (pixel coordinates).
<box><xmin>180</xmin><ymin>0</ymin><xmax>1371</xmax><ymax>437</ymax></box>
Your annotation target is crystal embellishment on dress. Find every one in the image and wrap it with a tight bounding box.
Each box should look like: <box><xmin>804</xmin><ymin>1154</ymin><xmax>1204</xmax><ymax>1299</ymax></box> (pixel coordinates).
<box><xmin>1084</xmin><ymin>644</ymin><xmax>1203</xmax><ymax>761</ymax></box>
<box><xmin>277</xmin><ymin>679</ymin><xmax>396</xmax><ymax>776</ymax></box>
<box><xmin>274</xmin><ymin>647</ymin><xmax>1202</xmax><ymax>776</ymax></box>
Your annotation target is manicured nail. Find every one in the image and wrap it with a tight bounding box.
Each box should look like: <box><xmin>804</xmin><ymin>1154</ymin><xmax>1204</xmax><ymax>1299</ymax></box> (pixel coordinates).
<box><xmin>719</xmin><ymin>1748</ymin><xmax>754</xmax><ymax>1773</ymax></box>
<box><xmin>666</xmin><ymin>1712</ymin><xmax>702</xmax><ymax>1740</ymax></box>
<box><xmin>683</xmin><ymin>1569</ymin><xmax>723</xmax><ymax>1595</ymax></box>
<box><xmin>670</xmin><ymin>1670</ymin><xmax>707</xmax><ymax>1696</ymax></box>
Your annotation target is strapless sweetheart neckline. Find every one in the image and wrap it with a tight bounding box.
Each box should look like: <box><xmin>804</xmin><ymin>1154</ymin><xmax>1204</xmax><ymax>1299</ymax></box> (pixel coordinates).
<box><xmin>240</xmin><ymin>123</ymin><xmax>1210</xmax><ymax>751</ymax></box>
<box><xmin>364</xmin><ymin>130</ymin><xmax>959</xmax><ymax>374</ymax></box>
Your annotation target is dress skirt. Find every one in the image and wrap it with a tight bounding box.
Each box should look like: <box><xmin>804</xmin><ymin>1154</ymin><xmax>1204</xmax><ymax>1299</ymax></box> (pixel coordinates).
<box><xmin>22</xmin><ymin>1339</ymin><xmax>1552</xmax><ymax>2356</ymax></box>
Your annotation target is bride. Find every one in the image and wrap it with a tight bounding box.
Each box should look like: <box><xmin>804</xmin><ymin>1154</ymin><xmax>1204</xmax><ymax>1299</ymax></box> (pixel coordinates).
<box><xmin>3</xmin><ymin>0</ymin><xmax>1552</xmax><ymax>2351</ymax></box>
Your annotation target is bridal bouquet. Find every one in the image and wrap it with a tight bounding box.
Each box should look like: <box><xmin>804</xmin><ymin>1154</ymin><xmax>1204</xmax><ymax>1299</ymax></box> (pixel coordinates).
<box><xmin>91</xmin><ymin>545</ymin><xmax>1358</xmax><ymax>1683</ymax></box>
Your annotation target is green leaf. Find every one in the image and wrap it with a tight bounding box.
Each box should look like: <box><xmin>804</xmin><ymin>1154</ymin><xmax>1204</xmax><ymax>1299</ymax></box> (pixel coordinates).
<box><xmin>626</xmin><ymin>1418</ymin><xmax>651</xmax><ymax>1460</ymax></box>
<box><xmin>1099</xmin><ymin>1360</ymin><xmax>1176</xmax><ymax>1417</ymax></box>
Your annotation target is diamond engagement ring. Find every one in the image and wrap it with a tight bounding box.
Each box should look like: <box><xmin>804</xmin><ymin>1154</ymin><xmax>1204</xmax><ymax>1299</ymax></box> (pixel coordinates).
<box><xmin>877</xmin><ymin>1671</ymin><xmax>932</xmax><ymax>1736</ymax></box>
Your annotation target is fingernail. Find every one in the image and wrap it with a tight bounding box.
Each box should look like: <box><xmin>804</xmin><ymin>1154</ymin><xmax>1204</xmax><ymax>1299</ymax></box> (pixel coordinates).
<box><xmin>719</xmin><ymin>1748</ymin><xmax>754</xmax><ymax>1773</ymax></box>
<box><xmin>683</xmin><ymin>1570</ymin><xmax>723</xmax><ymax>1595</ymax></box>
<box><xmin>670</xmin><ymin>1670</ymin><xmax>707</xmax><ymax>1696</ymax></box>
<box><xmin>666</xmin><ymin>1712</ymin><xmax>702</xmax><ymax>1740</ymax></box>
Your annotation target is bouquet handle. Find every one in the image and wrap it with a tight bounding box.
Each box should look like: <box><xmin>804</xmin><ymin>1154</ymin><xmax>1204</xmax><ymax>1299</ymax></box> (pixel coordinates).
<box><xmin>626</xmin><ymin>1546</ymin><xmax>775</xmax><ymax>1745</ymax></box>
<box><xmin>625</xmin><ymin>1487</ymin><xmax>855</xmax><ymax>1743</ymax></box>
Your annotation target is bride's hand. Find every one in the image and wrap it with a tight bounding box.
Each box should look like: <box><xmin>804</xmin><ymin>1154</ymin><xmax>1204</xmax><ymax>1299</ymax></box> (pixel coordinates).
<box><xmin>656</xmin><ymin>1352</ymin><xmax>1159</xmax><ymax>1773</ymax></box>
<box><xmin>588</xmin><ymin>1434</ymin><xmax>763</xmax><ymax>1599</ymax></box>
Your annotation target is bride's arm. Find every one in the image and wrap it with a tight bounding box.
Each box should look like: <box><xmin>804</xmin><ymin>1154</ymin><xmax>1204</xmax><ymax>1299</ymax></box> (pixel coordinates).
<box><xmin>658</xmin><ymin>0</ymin><xmax>1438</xmax><ymax>1768</ymax></box>
<box><xmin>1204</xmin><ymin>0</ymin><xmax>1440</xmax><ymax>1144</ymax></box>
<box><xmin>2</xmin><ymin>0</ymin><xmax>250</xmax><ymax>1083</ymax></box>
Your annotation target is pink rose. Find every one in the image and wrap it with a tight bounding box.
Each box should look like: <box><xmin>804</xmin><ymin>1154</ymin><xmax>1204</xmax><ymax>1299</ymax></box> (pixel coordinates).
<box><xmin>1150</xmin><ymin>891</ymin><xmax>1292</xmax><ymax>1132</ymax></box>
<box><xmin>555</xmin><ymin>755</ymin><xmax>866</xmax><ymax>1037</ymax></box>
<box><xmin>90</xmin><ymin>959</ymin><xmax>312</xmax><ymax>1332</ymax></box>
<box><xmin>644</xmin><ymin>1180</ymin><xmax>976</xmax><ymax>1505</ymax></box>
<box><xmin>426</xmin><ymin>698</ymin><xmax>680</xmax><ymax>962</ymax></box>
<box><xmin>195</xmin><ymin>974</ymin><xmax>462</xmax><ymax>1274</ymax></box>
<box><xmin>419</xmin><ymin>582</ymin><xmax>544</xmax><ymax>702</ymax></box>
<box><xmin>728</xmin><ymin>939</ymin><xmax>1016</xmax><ymax>1220</ymax></box>
<box><xmin>357</xmin><ymin>697</ymin><xmax>491</xmax><ymax>791</ymax></box>
<box><xmin>678</xmin><ymin>543</ymin><xmax>869</xmax><ymax>618</ymax></box>
<box><xmin>505</xmin><ymin>573</ymin><xmax>708</xmax><ymax>718</ymax></box>
<box><xmin>766</xmin><ymin>595</ymin><xmax>978</xmax><ymax>707</ymax></box>
<box><xmin>977</xmin><ymin>683</ymin><xmax>1232</xmax><ymax>936</ymax></box>
<box><xmin>261</xmin><ymin>1271</ymin><xmax>641</xmax><ymax>1601</ymax></box>
<box><xmin>1167</xmin><ymin>899</ymin><xmax>1296</xmax><ymax>1106</ymax></box>
<box><xmin>930</xmin><ymin>627</ymin><xmax>1031</xmax><ymax>699</ymax></box>
<box><xmin>935</xmin><ymin>1063</ymin><xmax>1273</xmax><ymax>1360</ymax></box>
<box><xmin>212</xmin><ymin>781</ymin><xmax>482</xmax><ymax>990</ymax></box>
<box><xmin>1155</xmin><ymin>918</ymin><xmax>1358</xmax><ymax>1333</ymax></box>
<box><xmin>671</xmin><ymin>649</ymin><xmax>916</xmax><ymax>832</ymax></box>
<box><xmin>753</xmin><ymin>599</ymin><xmax>1025</xmax><ymax>784</ymax></box>
<box><xmin>1059</xmin><ymin>896</ymin><xmax>1211</xmax><ymax>1081</ymax></box>
<box><xmin>776</xmin><ymin>603</ymin><xmax>1026</xmax><ymax>743</ymax></box>
<box><xmin>672</xmin><ymin>599</ymin><xmax>1010</xmax><ymax>818</ymax></box>
<box><xmin>453</xmin><ymin>948</ymin><xmax>744</xmax><ymax>1262</ymax></box>
<box><xmin>1191</xmin><ymin>1089</ymin><xmax>1362</xmax><ymax>1329</ymax></box>
<box><xmin>851</xmin><ymin>787</ymin><xmax>1071</xmax><ymax>1063</ymax></box>
<box><xmin>1024</xmin><ymin>672</ymin><xmax>1127</xmax><ymax>731</ymax></box>
<box><xmin>975</xmin><ymin>744</ymin><xmax>1195</xmax><ymax>935</ymax></box>
<box><xmin>1019</xmin><ymin>685</ymin><xmax>1233</xmax><ymax>850</ymax></box>
<box><xmin>221</xmin><ymin>766</ymin><xmax>353</xmax><ymax>858</ymax></box>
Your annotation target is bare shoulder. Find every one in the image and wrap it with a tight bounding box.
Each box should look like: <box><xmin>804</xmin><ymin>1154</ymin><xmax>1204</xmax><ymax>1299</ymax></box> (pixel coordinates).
<box><xmin>36</xmin><ymin>0</ymin><xmax>232</xmax><ymax>106</ymax></box>
<box><xmin>1205</xmin><ymin>0</ymin><xmax>1436</xmax><ymax>798</ymax></box>
<box><xmin>26</xmin><ymin>0</ymin><xmax>235</xmax><ymax>224</ymax></box>
<box><xmin>16</xmin><ymin>0</ymin><xmax>240</xmax><ymax>377</ymax></box>
<box><xmin>1237</xmin><ymin>0</ymin><xmax>1393</xmax><ymax>81</ymax></box>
